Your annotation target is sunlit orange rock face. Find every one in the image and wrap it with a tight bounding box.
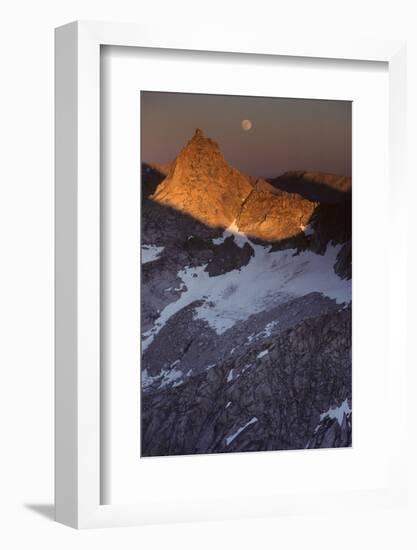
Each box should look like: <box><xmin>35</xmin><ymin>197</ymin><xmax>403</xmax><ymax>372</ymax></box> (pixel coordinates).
<box><xmin>150</xmin><ymin>128</ymin><xmax>317</xmax><ymax>242</ymax></box>
<box><xmin>237</xmin><ymin>187</ymin><xmax>317</xmax><ymax>242</ymax></box>
<box><xmin>151</xmin><ymin>128</ymin><xmax>253</xmax><ymax>229</ymax></box>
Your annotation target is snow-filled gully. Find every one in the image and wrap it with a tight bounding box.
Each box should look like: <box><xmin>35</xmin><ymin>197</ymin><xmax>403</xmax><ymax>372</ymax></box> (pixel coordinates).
<box><xmin>142</xmin><ymin>223</ymin><xmax>351</xmax><ymax>351</ymax></box>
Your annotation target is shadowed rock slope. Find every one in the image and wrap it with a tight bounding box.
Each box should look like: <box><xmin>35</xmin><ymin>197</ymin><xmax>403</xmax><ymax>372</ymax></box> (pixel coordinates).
<box><xmin>269</xmin><ymin>170</ymin><xmax>352</xmax><ymax>204</ymax></box>
<box><xmin>142</xmin><ymin>306</ymin><xmax>352</xmax><ymax>456</ymax></box>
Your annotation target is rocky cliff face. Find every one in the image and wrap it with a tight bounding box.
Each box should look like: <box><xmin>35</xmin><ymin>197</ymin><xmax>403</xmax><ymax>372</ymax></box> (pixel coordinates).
<box><xmin>142</xmin><ymin>306</ymin><xmax>352</xmax><ymax>456</ymax></box>
<box><xmin>237</xmin><ymin>186</ymin><xmax>316</xmax><ymax>242</ymax></box>
<box><xmin>141</xmin><ymin>129</ymin><xmax>352</xmax><ymax>457</ymax></box>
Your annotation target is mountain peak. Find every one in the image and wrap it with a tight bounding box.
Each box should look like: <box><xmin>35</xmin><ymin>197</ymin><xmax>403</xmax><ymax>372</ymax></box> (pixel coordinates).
<box><xmin>182</xmin><ymin>127</ymin><xmax>221</xmax><ymax>156</ymax></box>
<box><xmin>150</xmin><ymin>130</ymin><xmax>253</xmax><ymax>228</ymax></box>
<box><xmin>193</xmin><ymin>127</ymin><xmax>205</xmax><ymax>138</ymax></box>
<box><xmin>150</xmin><ymin>130</ymin><xmax>317</xmax><ymax>239</ymax></box>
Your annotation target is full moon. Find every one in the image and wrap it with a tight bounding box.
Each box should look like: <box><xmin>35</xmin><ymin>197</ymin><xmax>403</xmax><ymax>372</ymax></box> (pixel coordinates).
<box><xmin>241</xmin><ymin>119</ymin><xmax>252</xmax><ymax>131</ymax></box>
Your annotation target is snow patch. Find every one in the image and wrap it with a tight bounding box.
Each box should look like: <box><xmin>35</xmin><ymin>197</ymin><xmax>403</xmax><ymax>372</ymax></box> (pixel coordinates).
<box><xmin>141</xmin><ymin>365</ymin><xmax>186</xmax><ymax>390</ymax></box>
<box><xmin>263</xmin><ymin>321</ymin><xmax>279</xmax><ymax>337</ymax></box>
<box><xmin>242</xmin><ymin>363</ymin><xmax>253</xmax><ymax>373</ymax></box>
<box><xmin>226</xmin><ymin>220</ymin><xmax>251</xmax><ymax>248</ymax></box>
<box><xmin>142</xmin><ymin>368</ymin><xmax>158</xmax><ymax>389</ymax></box>
<box><xmin>247</xmin><ymin>320</ymin><xmax>279</xmax><ymax>344</ymax></box>
<box><xmin>159</xmin><ymin>367</ymin><xmax>183</xmax><ymax>388</ymax></box>
<box><xmin>212</xmin><ymin>235</ymin><xmax>227</xmax><ymax>245</ymax></box>
<box><xmin>211</xmin><ymin>220</ymin><xmax>250</xmax><ymax>249</ymax></box>
<box><xmin>257</xmin><ymin>350</ymin><xmax>269</xmax><ymax>359</ymax></box>
<box><xmin>142</xmin><ymin>244</ymin><xmax>164</xmax><ymax>264</ymax></box>
<box><xmin>300</xmin><ymin>223</ymin><xmax>314</xmax><ymax>237</ymax></box>
<box><xmin>320</xmin><ymin>399</ymin><xmax>351</xmax><ymax>425</ymax></box>
<box><xmin>225</xmin><ymin>417</ymin><xmax>258</xmax><ymax>446</ymax></box>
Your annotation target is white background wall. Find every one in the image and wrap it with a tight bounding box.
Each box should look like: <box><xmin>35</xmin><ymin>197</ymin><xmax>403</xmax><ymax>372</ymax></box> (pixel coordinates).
<box><xmin>1</xmin><ymin>1</ymin><xmax>416</xmax><ymax>548</ymax></box>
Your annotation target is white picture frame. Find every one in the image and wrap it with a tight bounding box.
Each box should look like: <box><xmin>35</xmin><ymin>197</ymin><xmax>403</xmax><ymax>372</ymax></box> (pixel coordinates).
<box><xmin>55</xmin><ymin>20</ymin><xmax>407</xmax><ymax>529</ymax></box>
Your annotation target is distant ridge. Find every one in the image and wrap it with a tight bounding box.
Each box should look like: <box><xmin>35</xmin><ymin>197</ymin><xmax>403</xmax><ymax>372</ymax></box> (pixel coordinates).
<box><xmin>269</xmin><ymin>170</ymin><xmax>352</xmax><ymax>204</ymax></box>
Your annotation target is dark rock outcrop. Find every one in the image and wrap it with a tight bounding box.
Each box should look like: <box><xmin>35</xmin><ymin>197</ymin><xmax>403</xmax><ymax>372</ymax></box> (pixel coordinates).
<box><xmin>205</xmin><ymin>237</ymin><xmax>254</xmax><ymax>276</ymax></box>
<box><xmin>334</xmin><ymin>241</ymin><xmax>352</xmax><ymax>280</ymax></box>
<box><xmin>309</xmin><ymin>199</ymin><xmax>352</xmax><ymax>254</ymax></box>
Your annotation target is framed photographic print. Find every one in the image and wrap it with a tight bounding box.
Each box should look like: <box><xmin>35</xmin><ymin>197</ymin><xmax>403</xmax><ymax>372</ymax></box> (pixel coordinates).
<box><xmin>139</xmin><ymin>91</ymin><xmax>352</xmax><ymax>457</ymax></box>
<box><xmin>55</xmin><ymin>21</ymin><xmax>408</xmax><ymax>528</ymax></box>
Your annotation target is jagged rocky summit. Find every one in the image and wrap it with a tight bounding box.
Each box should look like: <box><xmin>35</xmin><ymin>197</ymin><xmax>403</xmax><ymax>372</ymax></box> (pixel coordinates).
<box><xmin>151</xmin><ymin>128</ymin><xmax>317</xmax><ymax>242</ymax></box>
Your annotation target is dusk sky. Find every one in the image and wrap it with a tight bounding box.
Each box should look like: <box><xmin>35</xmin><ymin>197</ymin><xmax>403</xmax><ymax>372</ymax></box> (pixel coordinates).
<box><xmin>141</xmin><ymin>92</ymin><xmax>351</xmax><ymax>178</ymax></box>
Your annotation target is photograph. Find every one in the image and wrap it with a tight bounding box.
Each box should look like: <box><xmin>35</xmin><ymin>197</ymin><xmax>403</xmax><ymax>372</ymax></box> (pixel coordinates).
<box><xmin>140</xmin><ymin>91</ymin><xmax>352</xmax><ymax>457</ymax></box>
<box><xmin>0</xmin><ymin>2</ymin><xmax>410</xmax><ymax>542</ymax></box>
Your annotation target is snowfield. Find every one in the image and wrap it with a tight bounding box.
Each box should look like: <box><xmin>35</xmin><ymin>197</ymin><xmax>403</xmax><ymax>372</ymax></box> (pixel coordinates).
<box><xmin>142</xmin><ymin>228</ymin><xmax>351</xmax><ymax>349</ymax></box>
